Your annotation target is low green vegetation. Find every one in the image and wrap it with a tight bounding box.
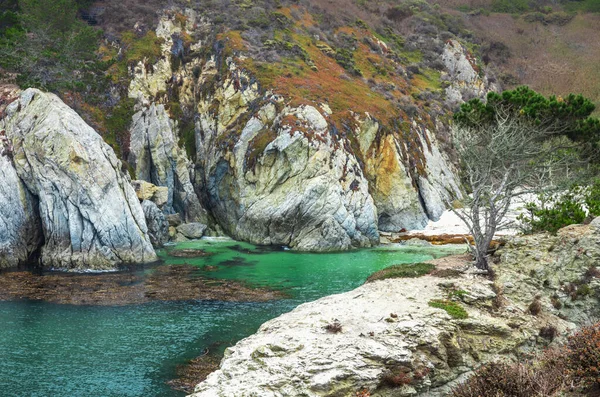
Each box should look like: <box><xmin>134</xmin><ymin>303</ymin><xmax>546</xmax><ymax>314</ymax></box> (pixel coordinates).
<box><xmin>366</xmin><ymin>263</ymin><xmax>435</xmax><ymax>282</ymax></box>
<box><xmin>0</xmin><ymin>0</ymin><xmax>103</xmax><ymax>91</ymax></box>
<box><xmin>519</xmin><ymin>180</ymin><xmax>600</xmax><ymax>234</ymax></box>
<box><xmin>428</xmin><ymin>299</ymin><xmax>468</xmax><ymax>319</ymax></box>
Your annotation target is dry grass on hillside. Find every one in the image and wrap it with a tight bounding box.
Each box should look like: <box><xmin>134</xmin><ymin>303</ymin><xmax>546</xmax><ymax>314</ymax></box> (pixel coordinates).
<box><xmin>464</xmin><ymin>12</ymin><xmax>600</xmax><ymax>113</ymax></box>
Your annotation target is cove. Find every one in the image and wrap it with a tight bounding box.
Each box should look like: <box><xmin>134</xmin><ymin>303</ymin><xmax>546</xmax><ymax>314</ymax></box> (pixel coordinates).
<box><xmin>0</xmin><ymin>239</ymin><xmax>465</xmax><ymax>397</ymax></box>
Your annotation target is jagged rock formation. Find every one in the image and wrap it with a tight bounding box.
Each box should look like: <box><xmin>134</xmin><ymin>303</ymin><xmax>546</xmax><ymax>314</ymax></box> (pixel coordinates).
<box><xmin>191</xmin><ymin>222</ymin><xmax>600</xmax><ymax>397</ymax></box>
<box><xmin>2</xmin><ymin>89</ymin><xmax>156</xmax><ymax>270</ymax></box>
<box><xmin>196</xmin><ymin>92</ymin><xmax>380</xmax><ymax>250</ymax></box>
<box><xmin>124</xmin><ymin>9</ymin><xmax>474</xmax><ymax>251</ymax></box>
<box><xmin>129</xmin><ymin>103</ymin><xmax>207</xmax><ymax>223</ymax></box>
<box><xmin>141</xmin><ymin>200</ymin><xmax>169</xmax><ymax>247</ymax></box>
<box><xmin>132</xmin><ymin>180</ymin><xmax>169</xmax><ymax>209</ymax></box>
<box><xmin>0</xmin><ymin>154</ymin><xmax>43</xmax><ymax>268</ymax></box>
<box><xmin>442</xmin><ymin>40</ymin><xmax>498</xmax><ymax>105</ymax></box>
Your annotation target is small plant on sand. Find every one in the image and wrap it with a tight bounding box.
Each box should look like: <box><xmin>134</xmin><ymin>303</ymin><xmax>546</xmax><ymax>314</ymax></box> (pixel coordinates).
<box><xmin>366</xmin><ymin>263</ymin><xmax>435</xmax><ymax>283</ymax></box>
<box><xmin>324</xmin><ymin>319</ymin><xmax>343</xmax><ymax>334</ymax></box>
<box><xmin>428</xmin><ymin>299</ymin><xmax>468</xmax><ymax>319</ymax></box>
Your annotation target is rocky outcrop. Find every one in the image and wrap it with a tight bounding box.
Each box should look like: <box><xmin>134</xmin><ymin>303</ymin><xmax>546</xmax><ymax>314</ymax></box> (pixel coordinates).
<box><xmin>129</xmin><ymin>103</ymin><xmax>208</xmax><ymax>223</ymax></box>
<box><xmin>124</xmin><ymin>10</ymin><xmax>476</xmax><ymax>251</ymax></box>
<box><xmin>442</xmin><ymin>40</ymin><xmax>498</xmax><ymax>105</ymax></box>
<box><xmin>497</xmin><ymin>222</ymin><xmax>600</xmax><ymax>325</ymax></box>
<box><xmin>2</xmin><ymin>89</ymin><xmax>156</xmax><ymax>270</ymax></box>
<box><xmin>195</xmin><ymin>88</ymin><xmax>380</xmax><ymax>250</ymax></box>
<box><xmin>191</xmin><ymin>223</ymin><xmax>600</xmax><ymax>396</ymax></box>
<box><xmin>132</xmin><ymin>180</ymin><xmax>169</xmax><ymax>209</ymax></box>
<box><xmin>0</xmin><ymin>153</ymin><xmax>43</xmax><ymax>268</ymax></box>
<box><xmin>141</xmin><ymin>200</ymin><xmax>169</xmax><ymax>247</ymax></box>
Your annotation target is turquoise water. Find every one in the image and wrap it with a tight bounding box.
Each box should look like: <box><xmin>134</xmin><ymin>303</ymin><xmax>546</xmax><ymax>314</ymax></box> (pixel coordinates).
<box><xmin>0</xmin><ymin>239</ymin><xmax>465</xmax><ymax>397</ymax></box>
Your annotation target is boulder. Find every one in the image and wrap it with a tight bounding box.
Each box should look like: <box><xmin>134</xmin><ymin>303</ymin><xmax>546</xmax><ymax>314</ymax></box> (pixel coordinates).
<box><xmin>141</xmin><ymin>200</ymin><xmax>169</xmax><ymax>247</ymax></box>
<box><xmin>2</xmin><ymin>89</ymin><xmax>157</xmax><ymax>270</ymax></box>
<box><xmin>176</xmin><ymin>223</ymin><xmax>207</xmax><ymax>240</ymax></box>
<box><xmin>132</xmin><ymin>180</ymin><xmax>169</xmax><ymax>209</ymax></box>
<box><xmin>166</xmin><ymin>213</ymin><xmax>183</xmax><ymax>227</ymax></box>
<box><xmin>0</xmin><ymin>154</ymin><xmax>43</xmax><ymax>268</ymax></box>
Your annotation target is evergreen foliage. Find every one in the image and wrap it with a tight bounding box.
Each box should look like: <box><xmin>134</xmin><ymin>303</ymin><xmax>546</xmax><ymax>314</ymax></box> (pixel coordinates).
<box><xmin>519</xmin><ymin>180</ymin><xmax>600</xmax><ymax>234</ymax></box>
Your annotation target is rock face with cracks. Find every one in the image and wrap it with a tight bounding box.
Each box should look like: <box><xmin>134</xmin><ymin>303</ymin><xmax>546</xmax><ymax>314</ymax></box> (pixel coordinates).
<box><xmin>125</xmin><ymin>9</ymin><xmax>468</xmax><ymax>252</ymax></box>
<box><xmin>191</xmin><ymin>223</ymin><xmax>600</xmax><ymax>397</ymax></box>
<box><xmin>0</xmin><ymin>153</ymin><xmax>43</xmax><ymax>268</ymax></box>
<box><xmin>129</xmin><ymin>103</ymin><xmax>207</xmax><ymax>223</ymax></box>
<box><xmin>2</xmin><ymin>89</ymin><xmax>156</xmax><ymax>270</ymax></box>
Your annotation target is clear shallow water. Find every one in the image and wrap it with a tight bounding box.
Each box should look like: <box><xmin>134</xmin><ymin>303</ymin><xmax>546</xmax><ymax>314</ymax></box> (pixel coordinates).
<box><xmin>0</xmin><ymin>239</ymin><xmax>465</xmax><ymax>397</ymax></box>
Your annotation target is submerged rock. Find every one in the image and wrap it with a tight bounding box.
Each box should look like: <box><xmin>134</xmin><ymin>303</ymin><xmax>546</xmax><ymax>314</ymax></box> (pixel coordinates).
<box><xmin>0</xmin><ymin>154</ymin><xmax>43</xmax><ymax>268</ymax></box>
<box><xmin>0</xmin><ymin>264</ymin><xmax>287</xmax><ymax>306</ymax></box>
<box><xmin>2</xmin><ymin>89</ymin><xmax>157</xmax><ymax>270</ymax></box>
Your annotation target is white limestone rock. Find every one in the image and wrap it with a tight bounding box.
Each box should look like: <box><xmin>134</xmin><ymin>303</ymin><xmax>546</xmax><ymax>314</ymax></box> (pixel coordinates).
<box><xmin>3</xmin><ymin>89</ymin><xmax>157</xmax><ymax>270</ymax></box>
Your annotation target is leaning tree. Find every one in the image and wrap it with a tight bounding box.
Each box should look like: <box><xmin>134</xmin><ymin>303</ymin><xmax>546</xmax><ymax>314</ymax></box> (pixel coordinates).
<box><xmin>451</xmin><ymin>86</ymin><xmax>600</xmax><ymax>270</ymax></box>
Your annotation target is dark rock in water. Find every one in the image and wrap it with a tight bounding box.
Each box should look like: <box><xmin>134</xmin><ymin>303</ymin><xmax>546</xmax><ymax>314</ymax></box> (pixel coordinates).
<box><xmin>0</xmin><ymin>265</ymin><xmax>287</xmax><ymax>305</ymax></box>
<box><xmin>142</xmin><ymin>200</ymin><xmax>169</xmax><ymax>248</ymax></box>
<box><xmin>201</xmin><ymin>265</ymin><xmax>219</xmax><ymax>272</ymax></box>
<box><xmin>219</xmin><ymin>257</ymin><xmax>257</xmax><ymax>267</ymax></box>
<box><xmin>169</xmin><ymin>249</ymin><xmax>213</xmax><ymax>258</ymax></box>
<box><xmin>228</xmin><ymin>244</ymin><xmax>284</xmax><ymax>255</ymax></box>
<box><xmin>168</xmin><ymin>346</ymin><xmax>223</xmax><ymax>394</ymax></box>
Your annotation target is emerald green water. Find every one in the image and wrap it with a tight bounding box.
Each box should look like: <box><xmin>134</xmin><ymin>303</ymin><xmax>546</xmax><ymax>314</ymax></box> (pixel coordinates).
<box><xmin>0</xmin><ymin>239</ymin><xmax>464</xmax><ymax>397</ymax></box>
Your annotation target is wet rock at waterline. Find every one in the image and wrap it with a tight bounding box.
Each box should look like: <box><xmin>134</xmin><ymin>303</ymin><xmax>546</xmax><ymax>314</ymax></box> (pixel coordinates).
<box><xmin>0</xmin><ymin>154</ymin><xmax>43</xmax><ymax>268</ymax></box>
<box><xmin>142</xmin><ymin>200</ymin><xmax>169</xmax><ymax>247</ymax></box>
<box><xmin>2</xmin><ymin>89</ymin><xmax>157</xmax><ymax>270</ymax></box>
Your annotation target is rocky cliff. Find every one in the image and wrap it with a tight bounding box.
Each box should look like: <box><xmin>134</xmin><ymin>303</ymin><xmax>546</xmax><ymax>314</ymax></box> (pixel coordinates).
<box><xmin>0</xmin><ymin>154</ymin><xmax>43</xmax><ymax>269</ymax></box>
<box><xmin>191</xmin><ymin>221</ymin><xmax>600</xmax><ymax>396</ymax></box>
<box><xmin>0</xmin><ymin>89</ymin><xmax>156</xmax><ymax>270</ymax></box>
<box><xmin>121</xmin><ymin>6</ymin><xmax>487</xmax><ymax>251</ymax></box>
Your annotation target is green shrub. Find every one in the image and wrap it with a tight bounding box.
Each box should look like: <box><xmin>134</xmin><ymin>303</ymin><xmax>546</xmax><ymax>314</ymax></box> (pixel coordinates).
<box><xmin>490</xmin><ymin>0</ymin><xmax>530</xmax><ymax>13</ymax></box>
<box><xmin>366</xmin><ymin>263</ymin><xmax>435</xmax><ymax>282</ymax></box>
<box><xmin>519</xmin><ymin>180</ymin><xmax>600</xmax><ymax>234</ymax></box>
<box><xmin>428</xmin><ymin>299</ymin><xmax>468</xmax><ymax>319</ymax></box>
